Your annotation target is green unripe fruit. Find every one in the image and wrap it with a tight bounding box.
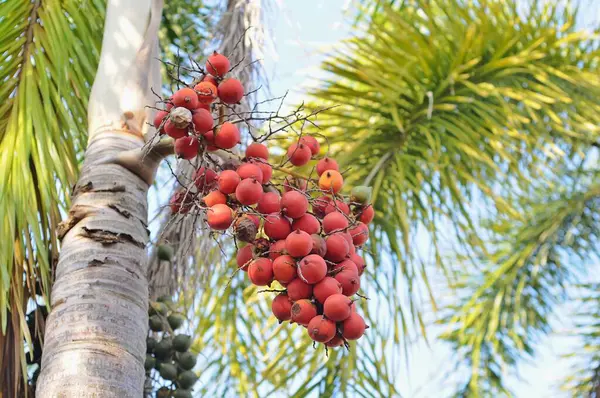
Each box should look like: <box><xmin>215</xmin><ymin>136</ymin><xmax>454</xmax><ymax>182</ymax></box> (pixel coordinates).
<box><xmin>157</xmin><ymin>244</ymin><xmax>174</xmax><ymax>261</ymax></box>
<box><xmin>154</xmin><ymin>338</ymin><xmax>173</xmax><ymax>360</ymax></box>
<box><xmin>173</xmin><ymin>389</ymin><xmax>193</xmax><ymax>398</ymax></box>
<box><xmin>154</xmin><ymin>359</ymin><xmax>163</xmax><ymax>371</ymax></box>
<box><xmin>173</xmin><ymin>334</ymin><xmax>192</xmax><ymax>352</ymax></box>
<box><xmin>176</xmin><ymin>352</ymin><xmax>197</xmax><ymax>370</ymax></box>
<box><xmin>168</xmin><ymin>313</ymin><xmax>186</xmax><ymax>330</ymax></box>
<box><xmin>146</xmin><ymin>337</ymin><xmax>157</xmax><ymax>353</ymax></box>
<box><xmin>144</xmin><ymin>354</ymin><xmax>156</xmax><ymax>371</ymax></box>
<box><xmin>156</xmin><ymin>387</ymin><xmax>171</xmax><ymax>398</ymax></box>
<box><xmin>350</xmin><ymin>186</ymin><xmax>372</xmax><ymax>204</ymax></box>
<box><xmin>149</xmin><ymin>301</ymin><xmax>169</xmax><ymax>316</ymax></box>
<box><xmin>159</xmin><ymin>363</ymin><xmax>178</xmax><ymax>381</ymax></box>
<box><xmin>149</xmin><ymin>315</ymin><xmax>164</xmax><ymax>332</ymax></box>
<box><xmin>178</xmin><ymin>370</ymin><xmax>198</xmax><ymax>389</ymax></box>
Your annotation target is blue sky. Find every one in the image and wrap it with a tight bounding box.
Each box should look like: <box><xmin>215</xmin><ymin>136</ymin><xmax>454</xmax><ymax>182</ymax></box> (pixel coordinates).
<box><xmin>260</xmin><ymin>0</ymin><xmax>598</xmax><ymax>397</ymax></box>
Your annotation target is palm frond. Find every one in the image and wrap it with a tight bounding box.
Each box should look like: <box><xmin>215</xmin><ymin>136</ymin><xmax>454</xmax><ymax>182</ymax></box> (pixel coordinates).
<box><xmin>0</xmin><ymin>0</ymin><xmax>105</xmax><ymax>393</ymax></box>
<box><xmin>563</xmin><ymin>283</ymin><xmax>600</xmax><ymax>397</ymax></box>
<box><xmin>439</xmin><ymin>181</ymin><xmax>600</xmax><ymax>396</ymax></box>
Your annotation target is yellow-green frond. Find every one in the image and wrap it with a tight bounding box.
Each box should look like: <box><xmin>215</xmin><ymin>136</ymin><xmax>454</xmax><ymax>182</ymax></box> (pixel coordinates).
<box><xmin>0</xmin><ymin>0</ymin><xmax>105</xmax><ymax>392</ymax></box>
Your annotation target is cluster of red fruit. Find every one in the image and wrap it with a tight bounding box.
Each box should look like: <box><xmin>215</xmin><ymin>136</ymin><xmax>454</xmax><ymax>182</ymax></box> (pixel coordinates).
<box><xmin>153</xmin><ymin>52</ymin><xmax>245</xmax><ymax>159</ymax></box>
<box><xmin>159</xmin><ymin>52</ymin><xmax>374</xmax><ymax>348</ymax></box>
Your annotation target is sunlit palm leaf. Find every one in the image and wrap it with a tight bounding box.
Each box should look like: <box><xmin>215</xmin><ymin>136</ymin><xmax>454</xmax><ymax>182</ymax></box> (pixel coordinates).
<box><xmin>0</xmin><ymin>0</ymin><xmax>105</xmax><ymax>393</ymax></box>
<box><xmin>440</xmin><ymin>180</ymin><xmax>600</xmax><ymax>396</ymax></box>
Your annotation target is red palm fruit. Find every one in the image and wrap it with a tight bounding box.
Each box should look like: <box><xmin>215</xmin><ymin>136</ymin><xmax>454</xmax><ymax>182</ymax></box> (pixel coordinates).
<box><xmin>269</xmin><ymin>239</ymin><xmax>287</xmax><ymax>260</ymax></box>
<box><xmin>254</xmin><ymin>160</ymin><xmax>272</xmax><ymax>183</ymax></box>
<box><xmin>324</xmin><ymin>200</ymin><xmax>350</xmax><ymax>215</ymax></box>
<box><xmin>341</xmin><ymin>232</ymin><xmax>354</xmax><ymax>249</ymax></box>
<box><xmin>236</xmin><ymin>244</ymin><xmax>254</xmax><ymax>271</ymax></box>
<box><xmin>202</xmin><ymin>74</ymin><xmax>218</xmax><ymax>86</ymax></box>
<box><xmin>166</xmin><ymin>99</ymin><xmax>174</xmax><ymax>111</ymax></box>
<box><xmin>299</xmin><ymin>135</ymin><xmax>320</xmax><ymax>156</ymax></box>
<box><xmin>325</xmin><ymin>335</ymin><xmax>344</xmax><ymax>347</ymax></box>
<box><xmin>197</xmin><ymin>103</ymin><xmax>211</xmax><ymax>111</ymax></box>
<box><xmin>257</xmin><ymin>192</ymin><xmax>280</xmax><ymax>214</ymax></box>
<box><xmin>174</xmin><ymin>136</ymin><xmax>199</xmax><ymax>159</ymax></box>
<box><xmin>218</xmin><ymin>78</ymin><xmax>244</xmax><ymax>104</ymax></box>
<box><xmin>319</xmin><ymin>170</ymin><xmax>344</xmax><ymax>194</ymax></box>
<box><xmin>307</xmin><ymin>316</ymin><xmax>336</xmax><ymax>343</ymax></box>
<box><xmin>348</xmin><ymin>243</ymin><xmax>356</xmax><ymax>256</ymax></box>
<box><xmin>215</xmin><ymin>122</ymin><xmax>240</xmax><ymax>149</ymax></box>
<box><xmin>193</xmin><ymin>167</ymin><xmax>218</xmax><ymax>191</ymax></box>
<box><xmin>164</xmin><ymin>119</ymin><xmax>188</xmax><ymax>139</ymax></box>
<box><xmin>292</xmin><ymin>214</ymin><xmax>320</xmax><ymax>235</ymax></box>
<box><xmin>202</xmin><ymin>129</ymin><xmax>215</xmax><ymax>144</ymax></box>
<box><xmin>316</xmin><ymin>158</ymin><xmax>339</xmax><ymax>176</ymax></box>
<box><xmin>358</xmin><ymin>205</ymin><xmax>375</xmax><ymax>224</ymax></box>
<box><xmin>333</xmin><ymin>259</ymin><xmax>358</xmax><ymax>275</ymax></box>
<box><xmin>191</xmin><ymin>108</ymin><xmax>213</xmax><ymax>134</ymax></box>
<box><xmin>206</xmin><ymin>52</ymin><xmax>230</xmax><ymax>77</ymax></box>
<box><xmin>334</xmin><ymin>268</ymin><xmax>360</xmax><ymax>296</ymax></box>
<box><xmin>323</xmin><ymin>294</ymin><xmax>353</xmax><ymax>321</ymax></box>
<box><xmin>286</xmin><ymin>143</ymin><xmax>312</xmax><ymax>166</ymax></box>
<box><xmin>248</xmin><ymin>258</ymin><xmax>274</xmax><ymax>286</ymax></box>
<box><xmin>235</xmin><ymin>178</ymin><xmax>263</xmax><ymax>205</ymax></box>
<box><xmin>207</xmin><ymin>204</ymin><xmax>233</xmax><ymax>230</ymax></box>
<box><xmin>172</xmin><ymin>87</ymin><xmax>199</xmax><ymax>109</ymax></box>
<box><xmin>349</xmin><ymin>222</ymin><xmax>369</xmax><ymax>246</ymax></box>
<box><xmin>153</xmin><ymin>110</ymin><xmax>169</xmax><ymax>132</ymax></box>
<box><xmin>313</xmin><ymin>277</ymin><xmax>343</xmax><ymax>304</ymax></box>
<box><xmin>349</xmin><ymin>253</ymin><xmax>366</xmax><ymax>276</ymax></box>
<box><xmin>203</xmin><ymin>190</ymin><xmax>227</xmax><ymax>207</ymax></box>
<box><xmin>285</xmin><ymin>230</ymin><xmax>313</xmax><ymax>258</ymax></box>
<box><xmin>273</xmin><ymin>255</ymin><xmax>297</xmax><ymax>284</ymax></box>
<box><xmin>312</xmin><ymin>195</ymin><xmax>332</xmax><ymax>218</ymax></box>
<box><xmin>264</xmin><ymin>214</ymin><xmax>292</xmax><ymax>240</ymax></box>
<box><xmin>281</xmin><ymin>191</ymin><xmax>308</xmax><ymax>219</ymax></box>
<box><xmin>310</xmin><ymin>234</ymin><xmax>327</xmax><ymax>257</ymax></box>
<box><xmin>325</xmin><ymin>233</ymin><xmax>349</xmax><ymax>262</ymax></box>
<box><xmin>245</xmin><ymin>142</ymin><xmax>269</xmax><ymax>160</ymax></box>
<box><xmin>283</xmin><ymin>176</ymin><xmax>308</xmax><ymax>192</ymax></box>
<box><xmin>322</xmin><ymin>212</ymin><xmax>349</xmax><ymax>234</ymax></box>
<box><xmin>169</xmin><ymin>190</ymin><xmax>193</xmax><ymax>214</ymax></box>
<box><xmin>272</xmin><ymin>293</ymin><xmax>293</xmax><ymax>322</ymax></box>
<box><xmin>217</xmin><ymin>170</ymin><xmax>241</xmax><ymax>194</ymax></box>
<box><xmin>342</xmin><ymin>312</ymin><xmax>367</xmax><ymax>340</ymax></box>
<box><xmin>237</xmin><ymin>163</ymin><xmax>263</xmax><ymax>182</ymax></box>
<box><xmin>298</xmin><ymin>254</ymin><xmax>327</xmax><ymax>284</ymax></box>
<box><xmin>287</xmin><ymin>278</ymin><xmax>313</xmax><ymax>301</ymax></box>
<box><xmin>291</xmin><ymin>300</ymin><xmax>317</xmax><ymax>326</ymax></box>
<box><xmin>194</xmin><ymin>81</ymin><xmax>217</xmax><ymax>104</ymax></box>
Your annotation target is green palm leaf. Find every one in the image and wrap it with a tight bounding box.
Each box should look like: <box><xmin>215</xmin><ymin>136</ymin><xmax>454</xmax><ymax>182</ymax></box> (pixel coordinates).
<box><xmin>0</xmin><ymin>0</ymin><xmax>105</xmax><ymax>393</ymax></box>
<box><xmin>440</xmin><ymin>181</ymin><xmax>600</xmax><ymax>396</ymax></box>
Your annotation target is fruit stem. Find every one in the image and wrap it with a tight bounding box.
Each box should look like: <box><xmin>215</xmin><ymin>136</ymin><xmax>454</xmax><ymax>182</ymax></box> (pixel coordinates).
<box><xmin>272</xmin><ymin>165</ymin><xmax>310</xmax><ymax>181</ymax></box>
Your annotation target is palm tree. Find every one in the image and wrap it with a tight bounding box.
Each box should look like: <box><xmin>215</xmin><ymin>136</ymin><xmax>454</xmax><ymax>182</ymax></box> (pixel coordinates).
<box><xmin>3</xmin><ymin>0</ymin><xmax>599</xmax><ymax>397</ymax></box>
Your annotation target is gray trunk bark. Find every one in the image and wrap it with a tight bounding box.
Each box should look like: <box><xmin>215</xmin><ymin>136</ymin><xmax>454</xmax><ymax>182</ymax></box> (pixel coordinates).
<box><xmin>37</xmin><ymin>0</ymin><xmax>163</xmax><ymax>396</ymax></box>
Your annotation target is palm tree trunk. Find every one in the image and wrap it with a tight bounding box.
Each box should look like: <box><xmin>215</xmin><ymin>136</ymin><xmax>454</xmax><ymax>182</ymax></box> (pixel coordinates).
<box><xmin>36</xmin><ymin>0</ymin><xmax>163</xmax><ymax>396</ymax></box>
